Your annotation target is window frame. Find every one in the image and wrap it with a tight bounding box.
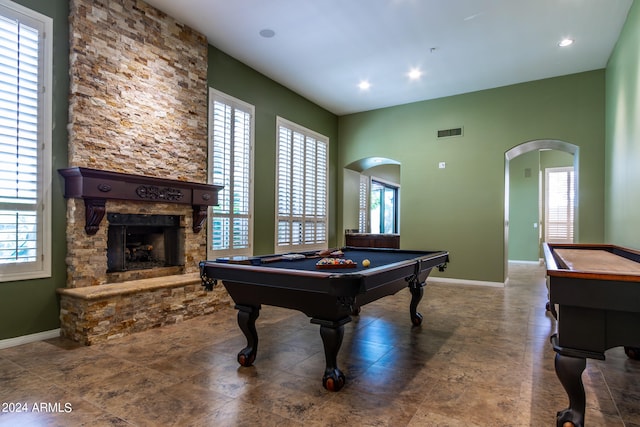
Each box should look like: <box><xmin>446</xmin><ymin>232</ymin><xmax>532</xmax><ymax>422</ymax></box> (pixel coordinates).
<box><xmin>207</xmin><ymin>88</ymin><xmax>255</xmax><ymax>258</ymax></box>
<box><xmin>0</xmin><ymin>0</ymin><xmax>52</xmax><ymax>282</ymax></box>
<box><xmin>275</xmin><ymin>116</ymin><xmax>328</xmax><ymax>253</ymax></box>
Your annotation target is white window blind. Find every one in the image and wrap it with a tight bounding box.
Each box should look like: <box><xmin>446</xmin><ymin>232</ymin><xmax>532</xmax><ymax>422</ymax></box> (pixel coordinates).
<box><xmin>545</xmin><ymin>167</ymin><xmax>574</xmax><ymax>243</ymax></box>
<box><xmin>276</xmin><ymin>117</ymin><xmax>328</xmax><ymax>252</ymax></box>
<box><xmin>208</xmin><ymin>89</ymin><xmax>254</xmax><ymax>257</ymax></box>
<box><xmin>358</xmin><ymin>174</ymin><xmax>369</xmax><ymax>232</ymax></box>
<box><xmin>0</xmin><ymin>0</ymin><xmax>51</xmax><ymax>281</ymax></box>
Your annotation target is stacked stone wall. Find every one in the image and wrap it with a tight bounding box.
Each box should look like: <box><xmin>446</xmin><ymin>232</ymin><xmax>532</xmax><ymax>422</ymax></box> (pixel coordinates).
<box><xmin>68</xmin><ymin>0</ymin><xmax>208</xmax><ymax>181</ymax></box>
<box><xmin>66</xmin><ymin>0</ymin><xmax>208</xmax><ymax>287</ymax></box>
<box><xmin>61</xmin><ymin>0</ymin><xmax>223</xmax><ymax>344</ymax></box>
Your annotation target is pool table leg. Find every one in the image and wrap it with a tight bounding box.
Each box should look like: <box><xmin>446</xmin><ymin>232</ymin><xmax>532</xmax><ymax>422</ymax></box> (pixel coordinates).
<box><xmin>312</xmin><ymin>317</ymin><xmax>351</xmax><ymax>392</ymax></box>
<box><xmin>554</xmin><ymin>353</ymin><xmax>586</xmax><ymax>427</ymax></box>
<box><xmin>235</xmin><ymin>304</ymin><xmax>260</xmax><ymax>367</ymax></box>
<box><xmin>408</xmin><ymin>277</ymin><xmax>424</xmax><ymax>326</ymax></box>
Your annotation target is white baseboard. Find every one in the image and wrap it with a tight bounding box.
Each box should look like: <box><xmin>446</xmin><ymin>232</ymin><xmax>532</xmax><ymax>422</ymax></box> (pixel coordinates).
<box><xmin>427</xmin><ymin>277</ymin><xmax>505</xmax><ymax>288</ymax></box>
<box><xmin>508</xmin><ymin>259</ymin><xmax>542</xmax><ymax>265</ymax></box>
<box><xmin>0</xmin><ymin>329</ymin><xmax>60</xmax><ymax>350</ymax></box>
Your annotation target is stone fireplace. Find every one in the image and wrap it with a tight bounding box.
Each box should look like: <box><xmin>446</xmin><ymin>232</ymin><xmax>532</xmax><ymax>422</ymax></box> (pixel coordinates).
<box><xmin>57</xmin><ymin>0</ymin><xmax>232</xmax><ymax>345</ymax></box>
<box><xmin>58</xmin><ymin>166</ymin><xmax>221</xmax><ymax>284</ymax></box>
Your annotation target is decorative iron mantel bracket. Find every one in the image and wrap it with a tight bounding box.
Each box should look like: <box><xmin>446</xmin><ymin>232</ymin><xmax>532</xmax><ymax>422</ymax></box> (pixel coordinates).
<box><xmin>59</xmin><ymin>167</ymin><xmax>223</xmax><ymax>235</ymax></box>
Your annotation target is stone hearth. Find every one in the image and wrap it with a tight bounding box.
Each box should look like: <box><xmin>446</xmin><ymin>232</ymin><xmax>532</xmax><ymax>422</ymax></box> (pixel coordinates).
<box><xmin>58</xmin><ymin>273</ymin><xmax>231</xmax><ymax>345</ymax></box>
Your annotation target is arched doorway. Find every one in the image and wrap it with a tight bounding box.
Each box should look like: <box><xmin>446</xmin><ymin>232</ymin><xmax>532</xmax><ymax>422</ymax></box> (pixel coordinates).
<box><xmin>343</xmin><ymin>157</ymin><xmax>401</xmax><ymax>243</ymax></box>
<box><xmin>504</xmin><ymin>140</ymin><xmax>579</xmax><ymax>277</ymax></box>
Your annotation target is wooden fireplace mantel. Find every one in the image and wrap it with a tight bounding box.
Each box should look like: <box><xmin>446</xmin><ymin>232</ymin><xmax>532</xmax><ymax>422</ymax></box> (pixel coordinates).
<box><xmin>59</xmin><ymin>167</ymin><xmax>223</xmax><ymax>235</ymax></box>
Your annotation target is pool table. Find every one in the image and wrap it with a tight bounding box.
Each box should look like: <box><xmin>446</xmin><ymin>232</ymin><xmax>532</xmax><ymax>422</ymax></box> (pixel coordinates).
<box><xmin>543</xmin><ymin>243</ymin><xmax>640</xmax><ymax>427</ymax></box>
<box><xmin>199</xmin><ymin>247</ymin><xmax>449</xmax><ymax>391</ymax></box>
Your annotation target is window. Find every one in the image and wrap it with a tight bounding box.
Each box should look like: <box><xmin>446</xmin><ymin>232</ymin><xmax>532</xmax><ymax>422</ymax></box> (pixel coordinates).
<box><xmin>275</xmin><ymin>117</ymin><xmax>328</xmax><ymax>252</ymax></box>
<box><xmin>208</xmin><ymin>89</ymin><xmax>254</xmax><ymax>257</ymax></box>
<box><xmin>0</xmin><ymin>0</ymin><xmax>52</xmax><ymax>282</ymax></box>
<box><xmin>544</xmin><ymin>167</ymin><xmax>574</xmax><ymax>243</ymax></box>
<box><xmin>370</xmin><ymin>179</ymin><xmax>398</xmax><ymax>234</ymax></box>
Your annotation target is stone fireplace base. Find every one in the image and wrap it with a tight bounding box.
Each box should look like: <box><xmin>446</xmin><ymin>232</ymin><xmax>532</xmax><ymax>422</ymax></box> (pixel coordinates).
<box><xmin>58</xmin><ymin>274</ymin><xmax>232</xmax><ymax>345</ymax></box>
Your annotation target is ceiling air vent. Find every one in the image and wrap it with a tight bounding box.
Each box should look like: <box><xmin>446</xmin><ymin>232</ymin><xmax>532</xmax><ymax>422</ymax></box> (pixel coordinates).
<box><xmin>437</xmin><ymin>127</ymin><xmax>463</xmax><ymax>138</ymax></box>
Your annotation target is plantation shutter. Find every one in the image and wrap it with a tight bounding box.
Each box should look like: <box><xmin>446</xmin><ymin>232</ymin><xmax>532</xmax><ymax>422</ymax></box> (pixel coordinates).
<box><xmin>545</xmin><ymin>167</ymin><xmax>574</xmax><ymax>243</ymax></box>
<box><xmin>0</xmin><ymin>2</ymin><xmax>50</xmax><ymax>278</ymax></box>
<box><xmin>276</xmin><ymin>117</ymin><xmax>328</xmax><ymax>252</ymax></box>
<box><xmin>358</xmin><ymin>174</ymin><xmax>369</xmax><ymax>232</ymax></box>
<box><xmin>209</xmin><ymin>90</ymin><xmax>254</xmax><ymax>256</ymax></box>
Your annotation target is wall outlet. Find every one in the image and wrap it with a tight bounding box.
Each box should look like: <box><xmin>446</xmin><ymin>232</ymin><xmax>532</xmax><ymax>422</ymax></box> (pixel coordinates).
<box><xmin>438</xmin><ymin>162</ymin><xmax>446</xmax><ymax>169</ymax></box>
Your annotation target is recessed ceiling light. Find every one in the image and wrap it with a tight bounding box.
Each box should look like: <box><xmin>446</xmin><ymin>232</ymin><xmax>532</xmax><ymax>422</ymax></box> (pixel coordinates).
<box><xmin>408</xmin><ymin>68</ymin><xmax>422</xmax><ymax>80</ymax></box>
<box><xmin>358</xmin><ymin>80</ymin><xmax>371</xmax><ymax>90</ymax></box>
<box><xmin>259</xmin><ymin>29</ymin><xmax>276</xmax><ymax>38</ymax></box>
<box><xmin>558</xmin><ymin>38</ymin><xmax>574</xmax><ymax>47</ymax></box>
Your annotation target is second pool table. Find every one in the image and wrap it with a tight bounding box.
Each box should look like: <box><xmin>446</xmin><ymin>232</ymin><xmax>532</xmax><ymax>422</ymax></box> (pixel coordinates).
<box><xmin>543</xmin><ymin>243</ymin><xmax>640</xmax><ymax>427</ymax></box>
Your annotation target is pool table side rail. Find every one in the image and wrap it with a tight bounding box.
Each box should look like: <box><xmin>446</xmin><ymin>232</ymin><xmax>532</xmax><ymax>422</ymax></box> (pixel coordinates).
<box><xmin>199</xmin><ymin>250</ymin><xmax>448</xmax><ymax>297</ymax></box>
<box><xmin>543</xmin><ymin>243</ymin><xmax>640</xmax><ymax>282</ymax></box>
<box><xmin>201</xmin><ymin>250</ymin><xmax>448</xmax><ymax>280</ymax></box>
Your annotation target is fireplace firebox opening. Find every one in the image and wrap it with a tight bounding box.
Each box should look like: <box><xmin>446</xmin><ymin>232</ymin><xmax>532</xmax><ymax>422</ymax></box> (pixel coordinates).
<box><xmin>107</xmin><ymin>213</ymin><xmax>185</xmax><ymax>272</ymax></box>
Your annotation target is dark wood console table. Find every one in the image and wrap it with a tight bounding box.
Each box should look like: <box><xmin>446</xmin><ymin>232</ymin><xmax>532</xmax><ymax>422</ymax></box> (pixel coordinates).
<box><xmin>345</xmin><ymin>232</ymin><xmax>400</xmax><ymax>249</ymax></box>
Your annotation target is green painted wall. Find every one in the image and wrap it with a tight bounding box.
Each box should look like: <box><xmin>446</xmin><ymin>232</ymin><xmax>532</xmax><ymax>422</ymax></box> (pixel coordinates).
<box><xmin>508</xmin><ymin>151</ymin><xmax>539</xmax><ymax>262</ymax></box>
<box><xmin>605</xmin><ymin>0</ymin><xmax>640</xmax><ymax>249</ymax></box>
<box><xmin>338</xmin><ymin>71</ymin><xmax>606</xmax><ymax>283</ymax></box>
<box><xmin>0</xmin><ymin>0</ymin><xmax>69</xmax><ymax>340</ymax></box>
<box><xmin>508</xmin><ymin>149</ymin><xmax>574</xmax><ymax>262</ymax></box>
<box><xmin>207</xmin><ymin>46</ymin><xmax>339</xmax><ymax>255</ymax></box>
<box><xmin>2</xmin><ymin>0</ymin><xmax>632</xmax><ymax>340</ymax></box>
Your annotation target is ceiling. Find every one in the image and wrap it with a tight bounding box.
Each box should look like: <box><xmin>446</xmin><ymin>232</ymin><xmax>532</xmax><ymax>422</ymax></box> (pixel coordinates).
<box><xmin>144</xmin><ymin>0</ymin><xmax>633</xmax><ymax>116</ymax></box>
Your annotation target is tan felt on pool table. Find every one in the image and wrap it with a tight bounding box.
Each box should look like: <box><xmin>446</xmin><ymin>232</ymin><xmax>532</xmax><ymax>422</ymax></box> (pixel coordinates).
<box><xmin>555</xmin><ymin>249</ymin><xmax>640</xmax><ymax>275</ymax></box>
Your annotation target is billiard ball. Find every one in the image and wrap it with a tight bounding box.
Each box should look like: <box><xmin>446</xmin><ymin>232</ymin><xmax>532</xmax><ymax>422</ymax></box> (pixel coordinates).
<box><xmin>362</xmin><ymin>259</ymin><xmax>370</xmax><ymax>267</ymax></box>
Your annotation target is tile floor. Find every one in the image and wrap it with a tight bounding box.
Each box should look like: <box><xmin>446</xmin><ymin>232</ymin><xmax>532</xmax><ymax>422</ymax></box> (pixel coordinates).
<box><xmin>0</xmin><ymin>262</ymin><xmax>638</xmax><ymax>426</ymax></box>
